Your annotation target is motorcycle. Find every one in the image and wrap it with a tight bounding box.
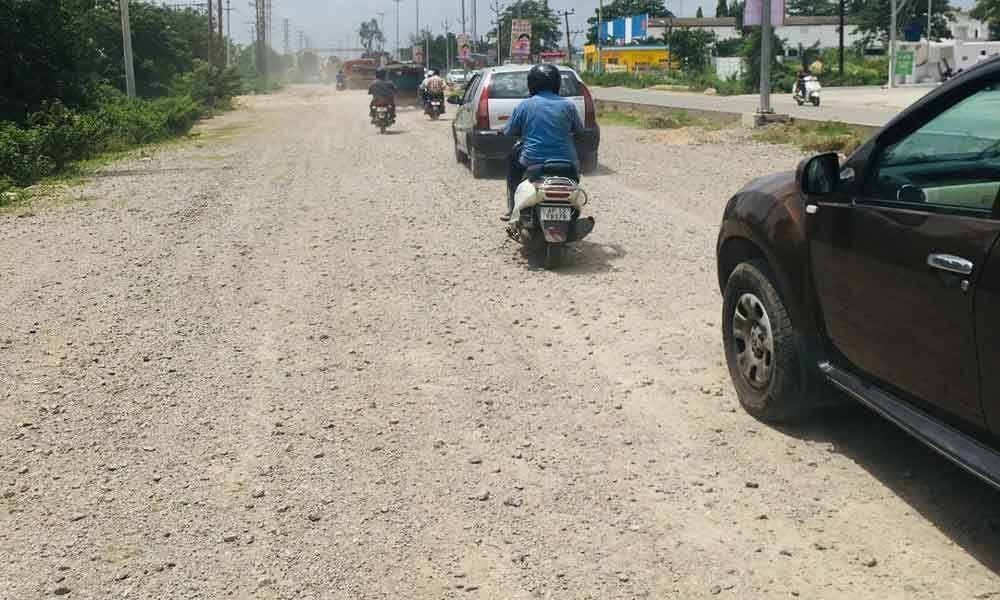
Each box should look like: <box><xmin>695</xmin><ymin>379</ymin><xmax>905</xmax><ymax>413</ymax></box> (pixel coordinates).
<box><xmin>793</xmin><ymin>75</ymin><xmax>822</xmax><ymax>107</ymax></box>
<box><xmin>371</xmin><ymin>100</ymin><xmax>394</xmax><ymax>134</ymax></box>
<box><xmin>424</xmin><ymin>94</ymin><xmax>444</xmax><ymax>120</ymax></box>
<box><xmin>336</xmin><ymin>79</ymin><xmax>346</xmax><ymax>91</ymax></box>
<box><xmin>506</xmin><ymin>159</ymin><xmax>596</xmax><ymax>269</ymax></box>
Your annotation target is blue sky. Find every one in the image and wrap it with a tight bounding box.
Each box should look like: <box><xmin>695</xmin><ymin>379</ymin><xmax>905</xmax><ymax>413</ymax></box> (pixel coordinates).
<box><xmin>227</xmin><ymin>0</ymin><xmax>978</xmax><ymax>48</ymax></box>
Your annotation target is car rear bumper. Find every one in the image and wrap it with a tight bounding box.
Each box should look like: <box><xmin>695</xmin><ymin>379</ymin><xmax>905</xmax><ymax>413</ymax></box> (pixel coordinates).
<box><xmin>470</xmin><ymin>128</ymin><xmax>601</xmax><ymax>161</ymax></box>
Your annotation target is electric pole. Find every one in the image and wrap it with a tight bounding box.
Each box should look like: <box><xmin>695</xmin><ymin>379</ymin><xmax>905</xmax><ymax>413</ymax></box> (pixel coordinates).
<box><xmin>759</xmin><ymin>0</ymin><xmax>774</xmax><ymax>114</ymax></box>
<box><xmin>226</xmin><ymin>0</ymin><xmax>233</xmax><ymax>66</ymax></box>
<box><xmin>558</xmin><ymin>8</ymin><xmax>575</xmax><ymax>59</ymax></box>
<box><xmin>282</xmin><ymin>19</ymin><xmax>291</xmax><ymax>56</ymax></box>
<box><xmin>471</xmin><ymin>0</ymin><xmax>477</xmax><ymax>52</ymax></box>
<box><xmin>461</xmin><ymin>0</ymin><xmax>466</xmax><ymax>34</ymax></box>
<box><xmin>490</xmin><ymin>0</ymin><xmax>504</xmax><ymax>65</ymax></box>
<box><xmin>889</xmin><ymin>0</ymin><xmax>898</xmax><ymax>88</ymax></box>
<box><xmin>838</xmin><ymin>0</ymin><xmax>845</xmax><ymax>76</ymax></box>
<box><xmin>119</xmin><ymin>0</ymin><xmax>136</xmax><ymax>98</ymax></box>
<box><xmin>597</xmin><ymin>0</ymin><xmax>603</xmax><ymax>73</ymax></box>
<box><xmin>443</xmin><ymin>20</ymin><xmax>452</xmax><ymax>71</ymax></box>
<box><xmin>393</xmin><ymin>0</ymin><xmax>404</xmax><ymax>60</ymax></box>
<box><xmin>207</xmin><ymin>0</ymin><xmax>215</xmax><ymax>64</ymax></box>
<box><xmin>217</xmin><ymin>0</ymin><xmax>224</xmax><ymax>64</ymax></box>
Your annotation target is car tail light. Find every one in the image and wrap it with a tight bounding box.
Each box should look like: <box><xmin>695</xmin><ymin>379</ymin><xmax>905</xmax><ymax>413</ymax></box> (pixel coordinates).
<box><xmin>581</xmin><ymin>84</ymin><xmax>596</xmax><ymax>129</ymax></box>
<box><xmin>476</xmin><ymin>81</ymin><xmax>491</xmax><ymax>130</ymax></box>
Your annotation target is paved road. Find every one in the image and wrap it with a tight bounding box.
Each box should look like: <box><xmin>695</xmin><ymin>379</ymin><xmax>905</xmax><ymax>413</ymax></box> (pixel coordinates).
<box><xmin>1</xmin><ymin>86</ymin><xmax>998</xmax><ymax>600</ymax></box>
<box><xmin>593</xmin><ymin>85</ymin><xmax>933</xmax><ymax>128</ymax></box>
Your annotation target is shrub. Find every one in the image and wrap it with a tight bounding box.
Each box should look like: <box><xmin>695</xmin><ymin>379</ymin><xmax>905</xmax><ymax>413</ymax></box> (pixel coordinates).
<box><xmin>0</xmin><ymin>122</ymin><xmax>55</xmax><ymax>185</ymax></box>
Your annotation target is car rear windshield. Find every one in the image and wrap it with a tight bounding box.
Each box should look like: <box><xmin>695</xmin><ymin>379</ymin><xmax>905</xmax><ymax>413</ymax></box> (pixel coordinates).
<box><xmin>488</xmin><ymin>71</ymin><xmax>581</xmax><ymax>99</ymax></box>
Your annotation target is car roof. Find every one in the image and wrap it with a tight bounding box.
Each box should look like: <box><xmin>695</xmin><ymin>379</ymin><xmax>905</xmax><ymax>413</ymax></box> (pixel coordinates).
<box><xmin>485</xmin><ymin>64</ymin><xmax>578</xmax><ymax>76</ymax></box>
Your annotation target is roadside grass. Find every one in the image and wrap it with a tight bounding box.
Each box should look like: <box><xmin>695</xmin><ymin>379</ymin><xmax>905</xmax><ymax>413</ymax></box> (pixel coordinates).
<box><xmin>598</xmin><ymin>108</ymin><xmax>703</xmax><ymax>130</ymax></box>
<box><xmin>753</xmin><ymin>121</ymin><xmax>869</xmax><ymax>156</ymax></box>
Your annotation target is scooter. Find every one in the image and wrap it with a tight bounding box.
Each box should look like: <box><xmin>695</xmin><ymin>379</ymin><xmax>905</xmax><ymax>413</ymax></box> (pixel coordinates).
<box><xmin>793</xmin><ymin>75</ymin><xmax>822</xmax><ymax>107</ymax></box>
<box><xmin>424</xmin><ymin>94</ymin><xmax>444</xmax><ymax>120</ymax></box>
<box><xmin>506</xmin><ymin>159</ymin><xmax>596</xmax><ymax>269</ymax></box>
<box><xmin>336</xmin><ymin>79</ymin><xmax>347</xmax><ymax>91</ymax></box>
<box><xmin>371</xmin><ymin>100</ymin><xmax>394</xmax><ymax>134</ymax></box>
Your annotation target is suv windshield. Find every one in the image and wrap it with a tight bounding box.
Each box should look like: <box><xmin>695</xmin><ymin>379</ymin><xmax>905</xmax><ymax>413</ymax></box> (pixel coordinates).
<box><xmin>488</xmin><ymin>71</ymin><xmax>581</xmax><ymax>99</ymax></box>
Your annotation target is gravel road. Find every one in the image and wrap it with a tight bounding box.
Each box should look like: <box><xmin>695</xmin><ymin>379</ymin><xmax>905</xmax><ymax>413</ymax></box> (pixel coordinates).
<box><xmin>2</xmin><ymin>85</ymin><xmax>999</xmax><ymax>599</ymax></box>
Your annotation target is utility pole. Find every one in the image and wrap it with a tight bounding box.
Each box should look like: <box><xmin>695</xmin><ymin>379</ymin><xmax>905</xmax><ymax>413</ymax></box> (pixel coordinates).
<box><xmin>558</xmin><ymin>8</ymin><xmax>575</xmax><ymax>59</ymax></box>
<box><xmin>226</xmin><ymin>0</ymin><xmax>233</xmax><ymax>66</ymax></box>
<box><xmin>217</xmin><ymin>0</ymin><xmax>224</xmax><ymax>64</ymax></box>
<box><xmin>491</xmin><ymin>0</ymin><xmax>503</xmax><ymax>65</ymax></box>
<box><xmin>208</xmin><ymin>0</ymin><xmax>215</xmax><ymax>64</ymax></box>
<box><xmin>298</xmin><ymin>30</ymin><xmax>305</xmax><ymax>53</ymax></box>
<box><xmin>119</xmin><ymin>0</ymin><xmax>136</xmax><ymax>98</ymax></box>
<box><xmin>838</xmin><ymin>0</ymin><xmax>845</xmax><ymax>76</ymax></box>
<box><xmin>759</xmin><ymin>0</ymin><xmax>773</xmax><ymax>114</ymax></box>
<box><xmin>597</xmin><ymin>0</ymin><xmax>603</xmax><ymax>73</ymax></box>
<box><xmin>282</xmin><ymin>19</ymin><xmax>291</xmax><ymax>55</ymax></box>
<box><xmin>461</xmin><ymin>0</ymin><xmax>466</xmax><ymax>34</ymax></box>
<box><xmin>471</xmin><ymin>0</ymin><xmax>477</xmax><ymax>52</ymax></box>
<box><xmin>889</xmin><ymin>0</ymin><xmax>898</xmax><ymax>88</ymax></box>
<box><xmin>393</xmin><ymin>0</ymin><xmax>403</xmax><ymax>60</ymax></box>
<box><xmin>443</xmin><ymin>20</ymin><xmax>452</xmax><ymax>71</ymax></box>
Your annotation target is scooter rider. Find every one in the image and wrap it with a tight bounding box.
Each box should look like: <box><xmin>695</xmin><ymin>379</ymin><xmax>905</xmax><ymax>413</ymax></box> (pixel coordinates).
<box><xmin>795</xmin><ymin>68</ymin><xmax>809</xmax><ymax>99</ymax></box>
<box><xmin>368</xmin><ymin>68</ymin><xmax>397</xmax><ymax>123</ymax></box>
<box><xmin>501</xmin><ymin>63</ymin><xmax>583</xmax><ymax>221</ymax></box>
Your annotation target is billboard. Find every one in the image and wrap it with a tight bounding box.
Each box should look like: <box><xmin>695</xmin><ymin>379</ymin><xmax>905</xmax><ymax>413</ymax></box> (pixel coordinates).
<box><xmin>511</xmin><ymin>19</ymin><xmax>532</xmax><ymax>57</ymax></box>
<box><xmin>599</xmin><ymin>14</ymin><xmax>650</xmax><ymax>45</ymax></box>
<box><xmin>413</xmin><ymin>43</ymin><xmax>424</xmax><ymax>65</ymax></box>
<box><xmin>743</xmin><ymin>0</ymin><xmax>786</xmax><ymax>26</ymax></box>
<box><xmin>457</xmin><ymin>33</ymin><xmax>472</xmax><ymax>62</ymax></box>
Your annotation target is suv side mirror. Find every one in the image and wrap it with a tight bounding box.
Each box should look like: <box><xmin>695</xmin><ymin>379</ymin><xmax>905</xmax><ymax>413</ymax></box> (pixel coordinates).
<box><xmin>448</xmin><ymin>95</ymin><xmax>463</xmax><ymax>105</ymax></box>
<box><xmin>797</xmin><ymin>153</ymin><xmax>840</xmax><ymax>196</ymax></box>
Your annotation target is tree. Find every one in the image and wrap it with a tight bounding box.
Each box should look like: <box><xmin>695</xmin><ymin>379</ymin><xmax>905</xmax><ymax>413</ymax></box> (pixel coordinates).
<box><xmin>742</xmin><ymin>27</ymin><xmax>787</xmax><ymax>92</ymax></box>
<box><xmin>730</xmin><ymin>0</ymin><xmax>745</xmax><ymax>27</ymax></box>
<box><xmin>696</xmin><ymin>6</ymin><xmax>705</xmax><ymax>17</ymax></box>
<box><xmin>852</xmin><ymin>0</ymin><xmax>955</xmax><ymax>45</ymax></box>
<box><xmin>587</xmin><ymin>0</ymin><xmax>673</xmax><ymax>44</ymax></box>
<box><xmin>716</xmin><ymin>0</ymin><xmax>730</xmax><ymax>17</ymax></box>
<box><xmin>359</xmin><ymin>19</ymin><xmax>385</xmax><ymax>58</ymax></box>
<box><xmin>787</xmin><ymin>0</ymin><xmax>837</xmax><ymax>15</ymax></box>
<box><xmin>972</xmin><ymin>0</ymin><xmax>1000</xmax><ymax>27</ymax></box>
<box><xmin>487</xmin><ymin>0</ymin><xmax>559</xmax><ymax>63</ymax></box>
<box><xmin>664</xmin><ymin>28</ymin><xmax>716</xmax><ymax>72</ymax></box>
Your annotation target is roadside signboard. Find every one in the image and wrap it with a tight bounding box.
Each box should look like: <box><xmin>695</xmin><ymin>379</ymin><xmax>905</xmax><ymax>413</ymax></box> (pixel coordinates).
<box><xmin>896</xmin><ymin>50</ymin><xmax>915</xmax><ymax>76</ymax></box>
<box><xmin>413</xmin><ymin>44</ymin><xmax>424</xmax><ymax>66</ymax></box>
<box><xmin>743</xmin><ymin>0</ymin><xmax>786</xmax><ymax>26</ymax></box>
<box><xmin>511</xmin><ymin>19</ymin><xmax>532</xmax><ymax>58</ymax></box>
<box><xmin>457</xmin><ymin>33</ymin><xmax>472</xmax><ymax>62</ymax></box>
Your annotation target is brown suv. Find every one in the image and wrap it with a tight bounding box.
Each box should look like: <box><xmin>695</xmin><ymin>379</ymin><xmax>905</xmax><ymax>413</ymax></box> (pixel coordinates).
<box><xmin>716</xmin><ymin>58</ymin><xmax>1000</xmax><ymax>488</ymax></box>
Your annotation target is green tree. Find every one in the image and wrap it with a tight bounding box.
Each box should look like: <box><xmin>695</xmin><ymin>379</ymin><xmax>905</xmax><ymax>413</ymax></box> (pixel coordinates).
<box><xmin>787</xmin><ymin>0</ymin><xmax>838</xmax><ymax>16</ymax></box>
<box><xmin>742</xmin><ymin>27</ymin><xmax>787</xmax><ymax>92</ymax></box>
<box><xmin>972</xmin><ymin>0</ymin><xmax>1000</xmax><ymax>27</ymax></box>
<box><xmin>851</xmin><ymin>0</ymin><xmax>955</xmax><ymax>45</ymax></box>
<box><xmin>359</xmin><ymin>19</ymin><xmax>385</xmax><ymax>58</ymax></box>
<box><xmin>716</xmin><ymin>0</ymin><xmax>731</xmax><ymax>17</ymax></box>
<box><xmin>587</xmin><ymin>0</ymin><xmax>673</xmax><ymax>44</ymax></box>
<box><xmin>730</xmin><ymin>0</ymin><xmax>745</xmax><ymax>26</ymax></box>
<box><xmin>664</xmin><ymin>28</ymin><xmax>716</xmax><ymax>72</ymax></box>
<box><xmin>696</xmin><ymin>6</ymin><xmax>705</xmax><ymax>17</ymax></box>
<box><xmin>488</xmin><ymin>0</ymin><xmax>559</xmax><ymax>62</ymax></box>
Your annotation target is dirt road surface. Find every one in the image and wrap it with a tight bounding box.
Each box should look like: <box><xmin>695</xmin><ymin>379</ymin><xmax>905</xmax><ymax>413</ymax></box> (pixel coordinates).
<box><xmin>2</xmin><ymin>86</ymin><xmax>999</xmax><ymax>599</ymax></box>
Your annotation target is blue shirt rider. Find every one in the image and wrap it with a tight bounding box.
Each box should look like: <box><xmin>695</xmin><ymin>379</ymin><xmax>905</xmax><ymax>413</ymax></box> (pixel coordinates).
<box><xmin>501</xmin><ymin>64</ymin><xmax>583</xmax><ymax>220</ymax></box>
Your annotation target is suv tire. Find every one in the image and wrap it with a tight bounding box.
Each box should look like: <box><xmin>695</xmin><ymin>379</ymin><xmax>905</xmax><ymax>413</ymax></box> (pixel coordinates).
<box><xmin>722</xmin><ymin>260</ymin><xmax>814</xmax><ymax>423</ymax></box>
<box><xmin>470</xmin><ymin>149</ymin><xmax>487</xmax><ymax>179</ymax></box>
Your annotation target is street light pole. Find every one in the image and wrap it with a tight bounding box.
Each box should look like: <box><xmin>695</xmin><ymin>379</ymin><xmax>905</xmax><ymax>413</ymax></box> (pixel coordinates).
<box><xmin>759</xmin><ymin>0</ymin><xmax>773</xmax><ymax>114</ymax></box>
<box><xmin>393</xmin><ymin>0</ymin><xmax>403</xmax><ymax>61</ymax></box>
<box><xmin>119</xmin><ymin>0</ymin><xmax>136</xmax><ymax>98</ymax></box>
<box><xmin>889</xmin><ymin>0</ymin><xmax>898</xmax><ymax>88</ymax></box>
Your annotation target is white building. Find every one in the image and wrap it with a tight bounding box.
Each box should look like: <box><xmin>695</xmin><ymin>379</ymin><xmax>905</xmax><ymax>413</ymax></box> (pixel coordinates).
<box><xmin>950</xmin><ymin>10</ymin><xmax>992</xmax><ymax>42</ymax></box>
<box><xmin>648</xmin><ymin>16</ymin><xmax>866</xmax><ymax>55</ymax></box>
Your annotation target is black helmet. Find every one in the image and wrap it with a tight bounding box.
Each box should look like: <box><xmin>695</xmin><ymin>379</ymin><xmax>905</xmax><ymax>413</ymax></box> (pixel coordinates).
<box><xmin>527</xmin><ymin>63</ymin><xmax>561</xmax><ymax>96</ymax></box>
<box><xmin>375</xmin><ymin>68</ymin><xmax>387</xmax><ymax>80</ymax></box>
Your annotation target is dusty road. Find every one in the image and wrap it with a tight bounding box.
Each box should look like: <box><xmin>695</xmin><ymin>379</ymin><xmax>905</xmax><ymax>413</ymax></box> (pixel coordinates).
<box><xmin>2</xmin><ymin>86</ymin><xmax>999</xmax><ymax>599</ymax></box>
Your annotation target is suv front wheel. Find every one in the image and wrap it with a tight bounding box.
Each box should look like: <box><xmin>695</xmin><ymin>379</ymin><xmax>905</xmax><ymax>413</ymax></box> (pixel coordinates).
<box><xmin>722</xmin><ymin>260</ymin><xmax>815</xmax><ymax>423</ymax></box>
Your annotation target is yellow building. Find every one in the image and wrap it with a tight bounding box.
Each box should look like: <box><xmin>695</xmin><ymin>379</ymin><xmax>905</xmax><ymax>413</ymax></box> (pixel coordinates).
<box><xmin>583</xmin><ymin>44</ymin><xmax>674</xmax><ymax>73</ymax></box>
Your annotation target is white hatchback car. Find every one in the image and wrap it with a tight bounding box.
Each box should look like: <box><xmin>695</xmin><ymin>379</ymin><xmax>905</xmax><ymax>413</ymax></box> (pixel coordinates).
<box><xmin>449</xmin><ymin>65</ymin><xmax>600</xmax><ymax>178</ymax></box>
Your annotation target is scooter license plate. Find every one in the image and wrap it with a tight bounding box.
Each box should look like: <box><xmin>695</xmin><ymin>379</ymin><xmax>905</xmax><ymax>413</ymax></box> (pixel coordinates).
<box><xmin>540</xmin><ymin>206</ymin><xmax>572</xmax><ymax>221</ymax></box>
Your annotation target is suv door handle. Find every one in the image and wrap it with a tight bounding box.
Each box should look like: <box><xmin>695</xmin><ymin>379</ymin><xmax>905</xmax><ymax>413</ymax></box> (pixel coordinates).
<box><xmin>927</xmin><ymin>253</ymin><xmax>974</xmax><ymax>276</ymax></box>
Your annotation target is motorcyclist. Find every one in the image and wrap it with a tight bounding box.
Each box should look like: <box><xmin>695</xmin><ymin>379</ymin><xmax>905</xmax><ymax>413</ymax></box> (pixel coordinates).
<box><xmin>501</xmin><ymin>63</ymin><xmax>583</xmax><ymax>221</ymax></box>
<box><xmin>368</xmin><ymin>68</ymin><xmax>397</xmax><ymax>123</ymax></box>
<box><xmin>421</xmin><ymin>69</ymin><xmax>447</xmax><ymax>113</ymax></box>
<box><xmin>335</xmin><ymin>70</ymin><xmax>346</xmax><ymax>88</ymax></box>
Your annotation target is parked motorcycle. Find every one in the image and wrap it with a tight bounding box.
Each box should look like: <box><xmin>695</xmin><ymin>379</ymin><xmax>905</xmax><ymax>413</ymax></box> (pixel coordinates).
<box><xmin>424</xmin><ymin>94</ymin><xmax>445</xmax><ymax>120</ymax></box>
<box><xmin>793</xmin><ymin>75</ymin><xmax>822</xmax><ymax>107</ymax></box>
<box><xmin>506</xmin><ymin>159</ymin><xmax>595</xmax><ymax>269</ymax></box>
<box><xmin>371</xmin><ymin>100</ymin><xmax>394</xmax><ymax>134</ymax></box>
